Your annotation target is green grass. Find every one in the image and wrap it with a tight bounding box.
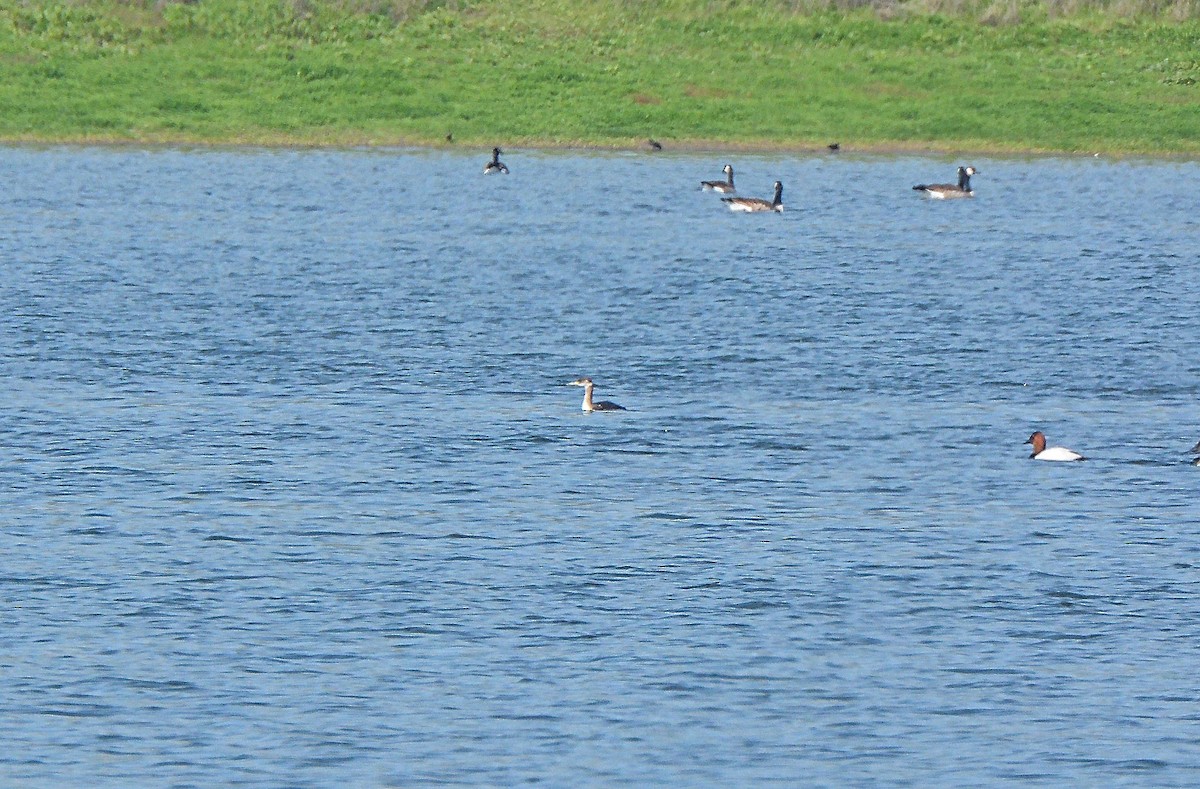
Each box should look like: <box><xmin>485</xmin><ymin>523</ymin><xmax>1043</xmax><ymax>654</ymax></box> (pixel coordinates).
<box><xmin>1</xmin><ymin>0</ymin><xmax>1198</xmax><ymax>152</ymax></box>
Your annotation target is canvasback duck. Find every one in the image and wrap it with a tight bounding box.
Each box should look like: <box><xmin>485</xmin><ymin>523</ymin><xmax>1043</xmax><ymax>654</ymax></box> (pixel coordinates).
<box><xmin>913</xmin><ymin>166</ymin><xmax>978</xmax><ymax>199</ymax></box>
<box><xmin>568</xmin><ymin>377</ymin><xmax>626</xmax><ymax>412</ymax></box>
<box><xmin>723</xmin><ymin>181</ymin><xmax>783</xmax><ymax>212</ymax></box>
<box><xmin>483</xmin><ymin>147</ymin><xmax>509</xmax><ymax>174</ymax></box>
<box><xmin>1025</xmin><ymin>431</ymin><xmax>1085</xmax><ymax>462</ymax></box>
<box><xmin>701</xmin><ymin>164</ymin><xmax>736</xmax><ymax>193</ymax></box>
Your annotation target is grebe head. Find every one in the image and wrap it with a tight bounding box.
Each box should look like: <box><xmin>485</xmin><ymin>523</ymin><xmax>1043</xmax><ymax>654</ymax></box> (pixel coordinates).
<box><xmin>568</xmin><ymin>377</ymin><xmax>594</xmax><ymax>387</ymax></box>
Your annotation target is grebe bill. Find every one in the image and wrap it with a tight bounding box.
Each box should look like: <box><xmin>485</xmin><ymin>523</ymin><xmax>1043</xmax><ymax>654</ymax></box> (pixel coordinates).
<box><xmin>567</xmin><ymin>377</ymin><xmax>626</xmax><ymax>412</ymax></box>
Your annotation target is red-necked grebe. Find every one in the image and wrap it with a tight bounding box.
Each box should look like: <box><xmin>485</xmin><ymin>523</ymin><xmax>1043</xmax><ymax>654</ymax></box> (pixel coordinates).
<box><xmin>568</xmin><ymin>378</ymin><xmax>626</xmax><ymax>412</ymax></box>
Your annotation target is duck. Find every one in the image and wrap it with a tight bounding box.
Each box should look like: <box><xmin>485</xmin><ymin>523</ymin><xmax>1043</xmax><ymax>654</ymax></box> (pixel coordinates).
<box><xmin>483</xmin><ymin>147</ymin><xmax>509</xmax><ymax>175</ymax></box>
<box><xmin>722</xmin><ymin>181</ymin><xmax>783</xmax><ymax>213</ymax></box>
<box><xmin>567</xmin><ymin>377</ymin><xmax>626</xmax><ymax>412</ymax></box>
<box><xmin>913</xmin><ymin>166</ymin><xmax>978</xmax><ymax>199</ymax></box>
<box><xmin>701</xmin><ymin>165</ymin><xmax>736</xmax><ymax>193</ymax></box>
<box><xmin>1025</xmin><ymin>431</ymin><xmax>1085</xmax><ymax>462</ymax></box>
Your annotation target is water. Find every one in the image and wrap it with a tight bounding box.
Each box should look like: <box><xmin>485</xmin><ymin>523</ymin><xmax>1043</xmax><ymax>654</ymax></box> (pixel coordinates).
<box><xmin>2</xmin><ymin>146</ymin><xmax>1200</xmax><ymax>786</ymax></box>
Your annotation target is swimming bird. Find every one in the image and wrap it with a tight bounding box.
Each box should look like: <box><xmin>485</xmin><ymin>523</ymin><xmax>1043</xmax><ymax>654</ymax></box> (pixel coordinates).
<box><xmin>1190</xmin><ymin>440</ymin><xmax>1200</xmax><ymax>454</ymax></box>
<box><xmin>1025</xmin><ymin>431</ymin><xmax>1085</xmax><ymax>462</ymax></box>
<box><xmin>913</xmin><ymin>166</ymin><xmax>978</xmax><ymax>199</ymax></box>
<box><xmin>483</xmin><ymin>147</ymin><xmax>509</xmax><ymax>175</ymax></box>
<box><xmin>568</xmin><ymin>377</ymin><xmax>626</xmax><ymax>412</ymax></box>
<box><xmin>701</xmin><ymin>164</ymin><xmax>736</xmax><ymax>193</ymax></box>
<box><xmin>723</xmin><ymin>181</ymin><xmax>783</xmax><ymax>212</ymax></box>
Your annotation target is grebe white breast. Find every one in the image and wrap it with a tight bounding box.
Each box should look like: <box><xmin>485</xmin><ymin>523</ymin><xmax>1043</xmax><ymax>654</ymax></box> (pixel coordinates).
<box><xmin>701</xmin><ymin>164</ymin><xmax>736</xmax><ymax>193</ymax></box>
<box><xmin>723</xmin><ymin>181</ymin><xmax>783</xmax><ymax>212</ymax></box>
<box><xmin>483</xmin><ymin>147</ymin><xmax>509</xmax><ymax>175</ymax></box>
<box><xmin>568</xmin><ymin>377</ymin><xmax>625</xmax><ymax>412</ymax></box>
<box><xmin>913</xmin><ymin>166</ymin><xmax>977</xmax><ymax>199</ymax></box>
<box><xmin>1025</xmin><ymin>431</ymin><xmax>1085</xmax><ymax>462</ymax></box>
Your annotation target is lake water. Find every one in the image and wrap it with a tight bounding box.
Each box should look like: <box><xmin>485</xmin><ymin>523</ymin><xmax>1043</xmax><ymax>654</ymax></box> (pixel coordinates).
<box><xmin>2</xmin><ymin>145</ymin><xmax>1200</xmax><ymax>786</ymax></box>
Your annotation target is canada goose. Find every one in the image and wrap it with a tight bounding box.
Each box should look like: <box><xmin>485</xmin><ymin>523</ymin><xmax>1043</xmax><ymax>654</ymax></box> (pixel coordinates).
<box><xmin>701</xmin><ymin>164</ymin><xmax>735</xmax><ymax>193</ymax></box>
<box><xmin>913</xmin><ymin>166</ymin><xmax>977</xmax><ymax>199</ymax></box>
<box><xmin>722</xmin><ymin>181</ymin><xmax>783</xmax><ymax>213</ymax></box>
<box><xmin>483</xmin><ymin>147</ymin><xmax>509</xmax><ymax>175</ymax></box>
<box><xmin>567</xmin><ymin>378</ymin><xmax>626</xmax><ymax>412</ymax></box>
<box><xmin>1025</xmin><ymin>431</ymin><xmax>1085</xmax><ymax>461</ymax></box>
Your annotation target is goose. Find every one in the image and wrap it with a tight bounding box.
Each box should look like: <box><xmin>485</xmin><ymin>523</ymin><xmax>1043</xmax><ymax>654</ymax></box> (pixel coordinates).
<box><xmin>701</xmin><ymin>165</ymin><xmax>736</xmax><ymax>193</ymax></box>
<box><xmin>913</xmin><ymin>166</ymin><xmax>978</xmax><ymax>199</ymax></box>
<box><xmin>483</xmin><ymin>147</ymin><xmax>509</xmax><ymax>175</ymax></box>
<box><xmin>1025</xmin><ymin>431</ymin><xmax>1085</xmax><ymax>462</ymax></box>
<box><xmin>567</xmin><ymin>378</ymin><xmax>626</xmax><ymax>412</ymax></box>
<box><xmin>723</xmin><ymin>181</ymin><xmax>783</xmax><ymax>212</ymax></box>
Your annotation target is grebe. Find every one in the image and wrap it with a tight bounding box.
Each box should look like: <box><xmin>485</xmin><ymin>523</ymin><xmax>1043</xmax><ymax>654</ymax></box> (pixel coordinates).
<box><xmin>483</xmin><ymin>147</ymin><xmax>509</xmax><ymax>175</ymax></box>
<box><xmin>568</xmin><ymin>377</ymin><xmax>626</xmax><ymax>412</ymax></box>
<box><xmin>913</xmin><ymin>166</ymin><xmax>977</xmax><ymax>199</ymax></box>
<box><xmin>723</xmin><ymin>181</ymin><xmax>783</xmax><ymax>212</ymax></box>
<box><xmin>701</xmin><ymin>164</ymin><xmax>735</xmax><ymax>193</ymax></box>
<box><xmin>1025</xmin><ymin>431</ymin><xmax>1085</xmax><ymax>462</ymax></box>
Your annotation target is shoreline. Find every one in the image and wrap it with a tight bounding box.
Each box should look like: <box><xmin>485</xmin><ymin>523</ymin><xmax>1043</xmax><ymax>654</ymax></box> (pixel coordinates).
<box><xmin>1</xmin><ymin>134</ymin><xmax>1195</xmax><ymax>161</ymax></box>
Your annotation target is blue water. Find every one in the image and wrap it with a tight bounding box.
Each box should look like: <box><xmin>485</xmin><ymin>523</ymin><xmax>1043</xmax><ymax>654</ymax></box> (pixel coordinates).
<box><xmin>3</xmin><ymin>146</ymin><xmax>1200</xmax><ymax>786</ymax></box>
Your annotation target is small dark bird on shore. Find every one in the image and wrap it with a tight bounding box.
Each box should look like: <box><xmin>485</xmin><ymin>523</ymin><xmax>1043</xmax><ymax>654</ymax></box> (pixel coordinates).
<box><xmin>647</xmin><ymin>139</ymin><xmax>663</xmax><ymax>151</ymax></box>
<box><xmin>827</xmin><ymin>142</ymin><xmax>840</xmax><ymax>152</ymax></box>
<box><xmin>445</xmin><ymin>132</ymin><xmax>453</xmax><ymax>143</ymax></box>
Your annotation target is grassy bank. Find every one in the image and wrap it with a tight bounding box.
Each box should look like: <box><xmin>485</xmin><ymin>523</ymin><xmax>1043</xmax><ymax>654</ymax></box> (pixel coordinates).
<box><xmin>1</xmin><ymin>0</ymin><xmax>1198</xmax><ymax>153</ymax></box>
